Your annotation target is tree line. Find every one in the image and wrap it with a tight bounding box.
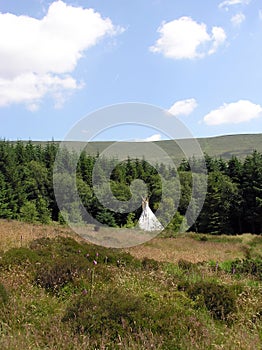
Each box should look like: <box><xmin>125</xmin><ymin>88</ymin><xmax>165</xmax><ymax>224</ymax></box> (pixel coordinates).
<box><xmin>0</xmin><ymin>140</ymin><xmax>261</xmax><ymax>234</ymax></box>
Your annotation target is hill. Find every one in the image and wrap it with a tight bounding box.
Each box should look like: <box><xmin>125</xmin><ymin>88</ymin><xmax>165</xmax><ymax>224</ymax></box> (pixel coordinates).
<box><xmin>91</xmin><ymin>133</ymin><xmax>262</xmax><ymax>161</ymax></box>
<box><xmin>11</xmin><ymin>133</ymin><xmax>262</xmax><ymax>162</ymax></box>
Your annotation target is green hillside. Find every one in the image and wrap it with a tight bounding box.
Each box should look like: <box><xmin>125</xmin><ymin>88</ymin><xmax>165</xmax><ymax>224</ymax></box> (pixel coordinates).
<box><xmin>17</xmin><ymin>133</ymin><xmax>262</xmax><ymax>162</ymax></box>
<box><xmin>52</xmin><ymin>134</ymin><xmax>262</xmax><ymax>160</ymax></box>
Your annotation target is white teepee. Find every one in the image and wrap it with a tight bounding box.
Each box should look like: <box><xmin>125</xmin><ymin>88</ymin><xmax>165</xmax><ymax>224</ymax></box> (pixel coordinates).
<box><xmin>138</xmin><ymin>197</ymin><xmax>163</xmax><ymax>231</ymax></box>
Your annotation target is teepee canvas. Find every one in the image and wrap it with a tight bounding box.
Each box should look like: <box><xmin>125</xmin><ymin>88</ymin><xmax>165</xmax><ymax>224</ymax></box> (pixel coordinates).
<box><xmin>138</xmin><ymin>197</ymin><xmax>163</xmax><ymax>231</ymax></box>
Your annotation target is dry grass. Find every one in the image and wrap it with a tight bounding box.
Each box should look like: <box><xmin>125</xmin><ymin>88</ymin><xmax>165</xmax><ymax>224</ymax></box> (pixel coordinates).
<box><xmin>0</xmin><ymin>220</ymin><xmax>259</xmax><ymax>264</ymax></box>
<box><xmin>127</xmin><ymin>236</ymin><xmax>247</xmax><ymax>263</ymax></box>
<box><xmin>0</xmin><ymin>219</ymin><xmax>76</xmax><ymax>252</ymax></box>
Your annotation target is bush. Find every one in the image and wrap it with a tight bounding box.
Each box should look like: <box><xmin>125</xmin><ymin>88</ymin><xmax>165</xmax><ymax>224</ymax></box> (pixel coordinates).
<box><xmin>231</xmin><ymin>258</ymin><xmax>262</xmax><ymax>279</ymax></box>
<box><xmin>35</xmin><ymin>258</ymin><xmax>80</xmax><ymax>294</ymax></box>
<box><xmin>0</xmin><ymin>282</ymin><xmax>8</xmax><ymax>305</ymax></box>
<box><xmin>141</xmin><ymin>257</ymin><xmax>161</xmax><ymax>271</ymax></box>
<box><xmin>178</xmin><ymin>281</ymin><xmax>237</xmax><ymax>321</ymax></box>
<box><xmin>62</xmin><ymin>287</ymin><xmax>148</xmax><ymax>338</ymax></box>
<box><xmin>0</xmin><ymin>247</ymin><xmax>39</xmax><ymax>268</ymax></box>
<box><xmin>199</xmin><ymin>235</ymin><xmax>208</xmax><ymax>242</ymax></box>
<box><xmin>62</xmin><ymin>286</ymin><xmax>197</xmax><ymax>347</ymax></box>
<box><xmin>177</xmin><ymin>259</ymin><xmax>197</xmax><ymax>272</ymax></box>
<box><xmin>30</xmin><ymin>236</ymin><xmax>141</xmax><ymax>269</ymax></box>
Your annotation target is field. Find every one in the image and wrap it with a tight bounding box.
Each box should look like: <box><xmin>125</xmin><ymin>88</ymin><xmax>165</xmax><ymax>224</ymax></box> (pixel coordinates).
<box><xmin>0</xmin><ymin>220</ymin><xmax>261</xmax><ymax>349</ymax></box>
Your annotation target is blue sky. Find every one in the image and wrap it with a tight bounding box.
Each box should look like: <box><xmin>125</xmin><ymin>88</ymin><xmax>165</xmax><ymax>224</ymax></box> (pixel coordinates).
<box><xmin>0</xmin><ymin>0</ymin><xmax>262</xmax><ymax>141</ymax></box>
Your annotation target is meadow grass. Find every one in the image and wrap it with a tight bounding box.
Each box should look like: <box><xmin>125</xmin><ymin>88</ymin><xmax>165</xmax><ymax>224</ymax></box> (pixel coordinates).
<box><xmin>0</xmin><ymin>220</ymin><xmax>261</xmax><ymax>349</ymax></box>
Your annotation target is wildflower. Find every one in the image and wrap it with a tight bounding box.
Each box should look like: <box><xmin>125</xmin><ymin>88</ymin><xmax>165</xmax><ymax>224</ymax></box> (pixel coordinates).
<box><xmin>96</xmin><ymin>252</ymin><xmax>99</xmax><ymax>257</ymax></box>
<box><xmin>82</xmin><ymin>288</ymin><xmax>88</xmax><ymax>296</ymax></box>
<box><xmin>86</xmin><ymin>253</ymin><xmax>89</xmax><ymax>258</ymax></box>
<box><xmin>93</xmin><ymin>260</ymin><xmax>98</xmax><ymax>265</ymax></box>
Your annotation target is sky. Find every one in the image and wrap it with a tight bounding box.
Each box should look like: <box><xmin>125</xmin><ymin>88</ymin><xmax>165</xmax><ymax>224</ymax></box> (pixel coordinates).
<box><xmin>0</xmin><ymin>0</ymin><xmax>262</xmax><ymax>141</ymax></box>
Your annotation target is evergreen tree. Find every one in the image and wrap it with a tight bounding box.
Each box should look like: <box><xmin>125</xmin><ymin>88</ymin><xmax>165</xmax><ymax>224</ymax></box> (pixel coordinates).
<box><xmin>196</xmin><ymin>172</ymin><xmax>238</xmax><ymax>234</ymax></box>
<box><xmin>242</xmin><ymin>151</ymin><xmax>262</xmax><ymax>233</ymax></box>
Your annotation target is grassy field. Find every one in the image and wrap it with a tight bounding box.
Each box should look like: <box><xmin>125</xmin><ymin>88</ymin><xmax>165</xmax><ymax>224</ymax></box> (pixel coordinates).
<box><xmin>0</xmin><ymin>220</ymin><xmax>261</xmax><ymax>349</ymax></box>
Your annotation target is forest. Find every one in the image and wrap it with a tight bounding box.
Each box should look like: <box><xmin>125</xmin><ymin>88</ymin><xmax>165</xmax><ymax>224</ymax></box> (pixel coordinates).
<box><xmin>0</xmin><ymin>140</ymin><xmax>261</xmax><ymax>235</ymax></box>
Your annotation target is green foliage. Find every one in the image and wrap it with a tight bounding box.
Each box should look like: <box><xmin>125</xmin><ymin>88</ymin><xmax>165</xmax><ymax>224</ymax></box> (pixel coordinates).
<box><xmin>124</xmin><ymin>212</ymin><xmax>136</xmax><ymax>228</ymax></box>
<box><xmin>178</xmin><ymin>281</ymin><xmax>237</xmax><ymax>321</ymax></box>
<box><xmin>36</xmin><ymin>196</ymin><xmax>51</xmax><ymax>224</ymax></box>
<box><xmin>231</xmin><ymin>258</ymin><xmax>262</xmax><ymax>279</ymax></box>
<box><xmin>19</xmin><ymin>201</ymin><xmax>39</xmax><ymax>223</ymax></box>
<box><xmin>217</xmin><ymin>258</ymin><xmax>262</xmax><ymax>280</ymax></box>
<box><xmin>96</xmin><ymin>208</ymin><xmax>117</xmax><ymax>227</ymax></box>
<box><xmin>0</xmin><ymin>140</ymin><xmax>262</xmax><ymax>234</ymax></box>
<box><xmin>196</xmin><ymin>172</ymin><xmax>239</xmax><ymax>234</ymax></box>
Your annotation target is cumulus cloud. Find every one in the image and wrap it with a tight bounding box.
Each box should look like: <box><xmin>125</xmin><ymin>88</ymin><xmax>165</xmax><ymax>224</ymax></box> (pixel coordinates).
<box><xmin>150</xmin><ymin>17</ymin><xmax>226</xmax><ymax>60</ymax></box>
<box><xmin>231</xmin><ymin>13</ymin><xmax>246</xmax><ymax>26</ymax></box>
<box><xmin>208</xmin><ymin>26</ymin><xmax>227</xmax><ymax>55</ymax></box>
<box><xmin>219</xmin><ymin>0</ymin><xmax>250</xmax><ymax>10</ymax></box>
<box><xmin>203</xmin><ymin>100</ymin><xmax>262</xmax><ymax>125</ymax></box>
<box><xmin>168</xmin><ymin>98</ymin><xmax>197</xmax><ymax>117</ymax></box>
<box><xmin>0</xmin><ymin>72</ymin><xmax>81</xmax><ymax>111</ymax></box>
<box><xmin>143</xmin><ymin>134</ymin><xmax>162</xmax><ymax>142</ymax></box>
<box><xmin>0</xmin><ymin>0</ymin><xmax>122</xmax><ymax>109</ymax></box>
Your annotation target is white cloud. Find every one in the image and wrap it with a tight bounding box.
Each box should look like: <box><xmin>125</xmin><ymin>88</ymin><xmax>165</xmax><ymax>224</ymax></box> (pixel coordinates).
<box><xmin>150</xmin><ymin>17</ymin><xmax>226</xmax><ymax>60</ymax></box>
<box><xmin>168</xmin><ymin>98</ymin><xmax>197</xmax><ymax>117</ymax></box>
<box><xmin>143</xmin><ymin>134</ymin><xmax>162</xmax><ymax>142</ymax></box>
<box><xmin>203</xmin><ymin>100</ymin><xmax>262</xmax><ymax>125</ymax></box>
<box><xmin>231</xmin><ymin>13</ymin><xmax>246</xmax><ymax>26</ymax></box>
<box><xmin>219</xmin><ymin>0</ymin><xmax>250</xmax><ymax>10</ymax></box>
<box><xmin>208</xmin><ymin>26</ymin><xmax>227</xmax><ymax>55</ymax></box>
<box><xmin>0</xmin><ymin>72</ymin><xmax>80</xmax><ymax>110</ymax></box>
<box><xmin>0</xmin><ymin>0</ymin><xmax>122</xmax><ymax>109</ymax></box>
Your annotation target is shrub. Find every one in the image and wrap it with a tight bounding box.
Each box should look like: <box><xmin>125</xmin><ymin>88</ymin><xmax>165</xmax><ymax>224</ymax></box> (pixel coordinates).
<box><xmin>0</xmin><ymin>247</ymin><xmax>39</xmax><ymax>268</ymax></box>
<box><xmin>35</xmin><ymin>258</ymin><xmax>80</xmax><ymax>294</ymax></box>
<box><xmin>177</xmin><ymin>259</ymin><xmax>197</xmax><ymax>272</ymax></box>
<box><xmin>30</xmin><ymin>236</ymin><xmax>141</xmax><ymax>269</ymax></box>
<box><xmin>178</xmin><ymin>281</ymin><xmax>237</xmax><ymax>321</ymax></box>
<box><xmin>231</xmin><ymin>258</ymin><xmax>262</xmax><ymax>279</ymax></box>
<box><xmin>141</xmin><ymin>257</ymin><xmax>161</xmax><ymax>271</ymax></box>
<box><xmin>0</xmin><ymin>282</ymin><xmax>8</xmax><ymax>305</ymax></box>
<box><xmin>62</xmin><ymin>286</ymin><xmax>196</xmax><ymax>347</ymax></box>
<box><xmin>199</xmin><ymin>235</ymin><xmax>208</xmax><ymax>242</ymax></box>
<box><xmin>62</xmin><ymin>287</ymin><xmax>148</xmax><ymax>338</ymax></box>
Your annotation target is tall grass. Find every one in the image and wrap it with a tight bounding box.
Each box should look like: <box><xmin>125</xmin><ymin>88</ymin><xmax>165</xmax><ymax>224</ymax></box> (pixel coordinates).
<box><xmin>0</xmin><ymin>221</ymin><xmax>261</xmax><ymax>349</ymax></box>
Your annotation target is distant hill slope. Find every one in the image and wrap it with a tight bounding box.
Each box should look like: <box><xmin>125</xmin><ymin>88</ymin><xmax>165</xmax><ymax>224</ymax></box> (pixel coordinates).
<box><xmin>7</xmin><ymin>133</ymin><xmax>262</xmax><ymax>162</ymax></box>
<box><xmin>197</xmin><ymin>134</ymin><xmax>262</xmax><ymax>159</ymax></box>
<box><xmin>87</xmin><ymin>134</ymin><xmax>262</xmax><ymax>162</ymax></box>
